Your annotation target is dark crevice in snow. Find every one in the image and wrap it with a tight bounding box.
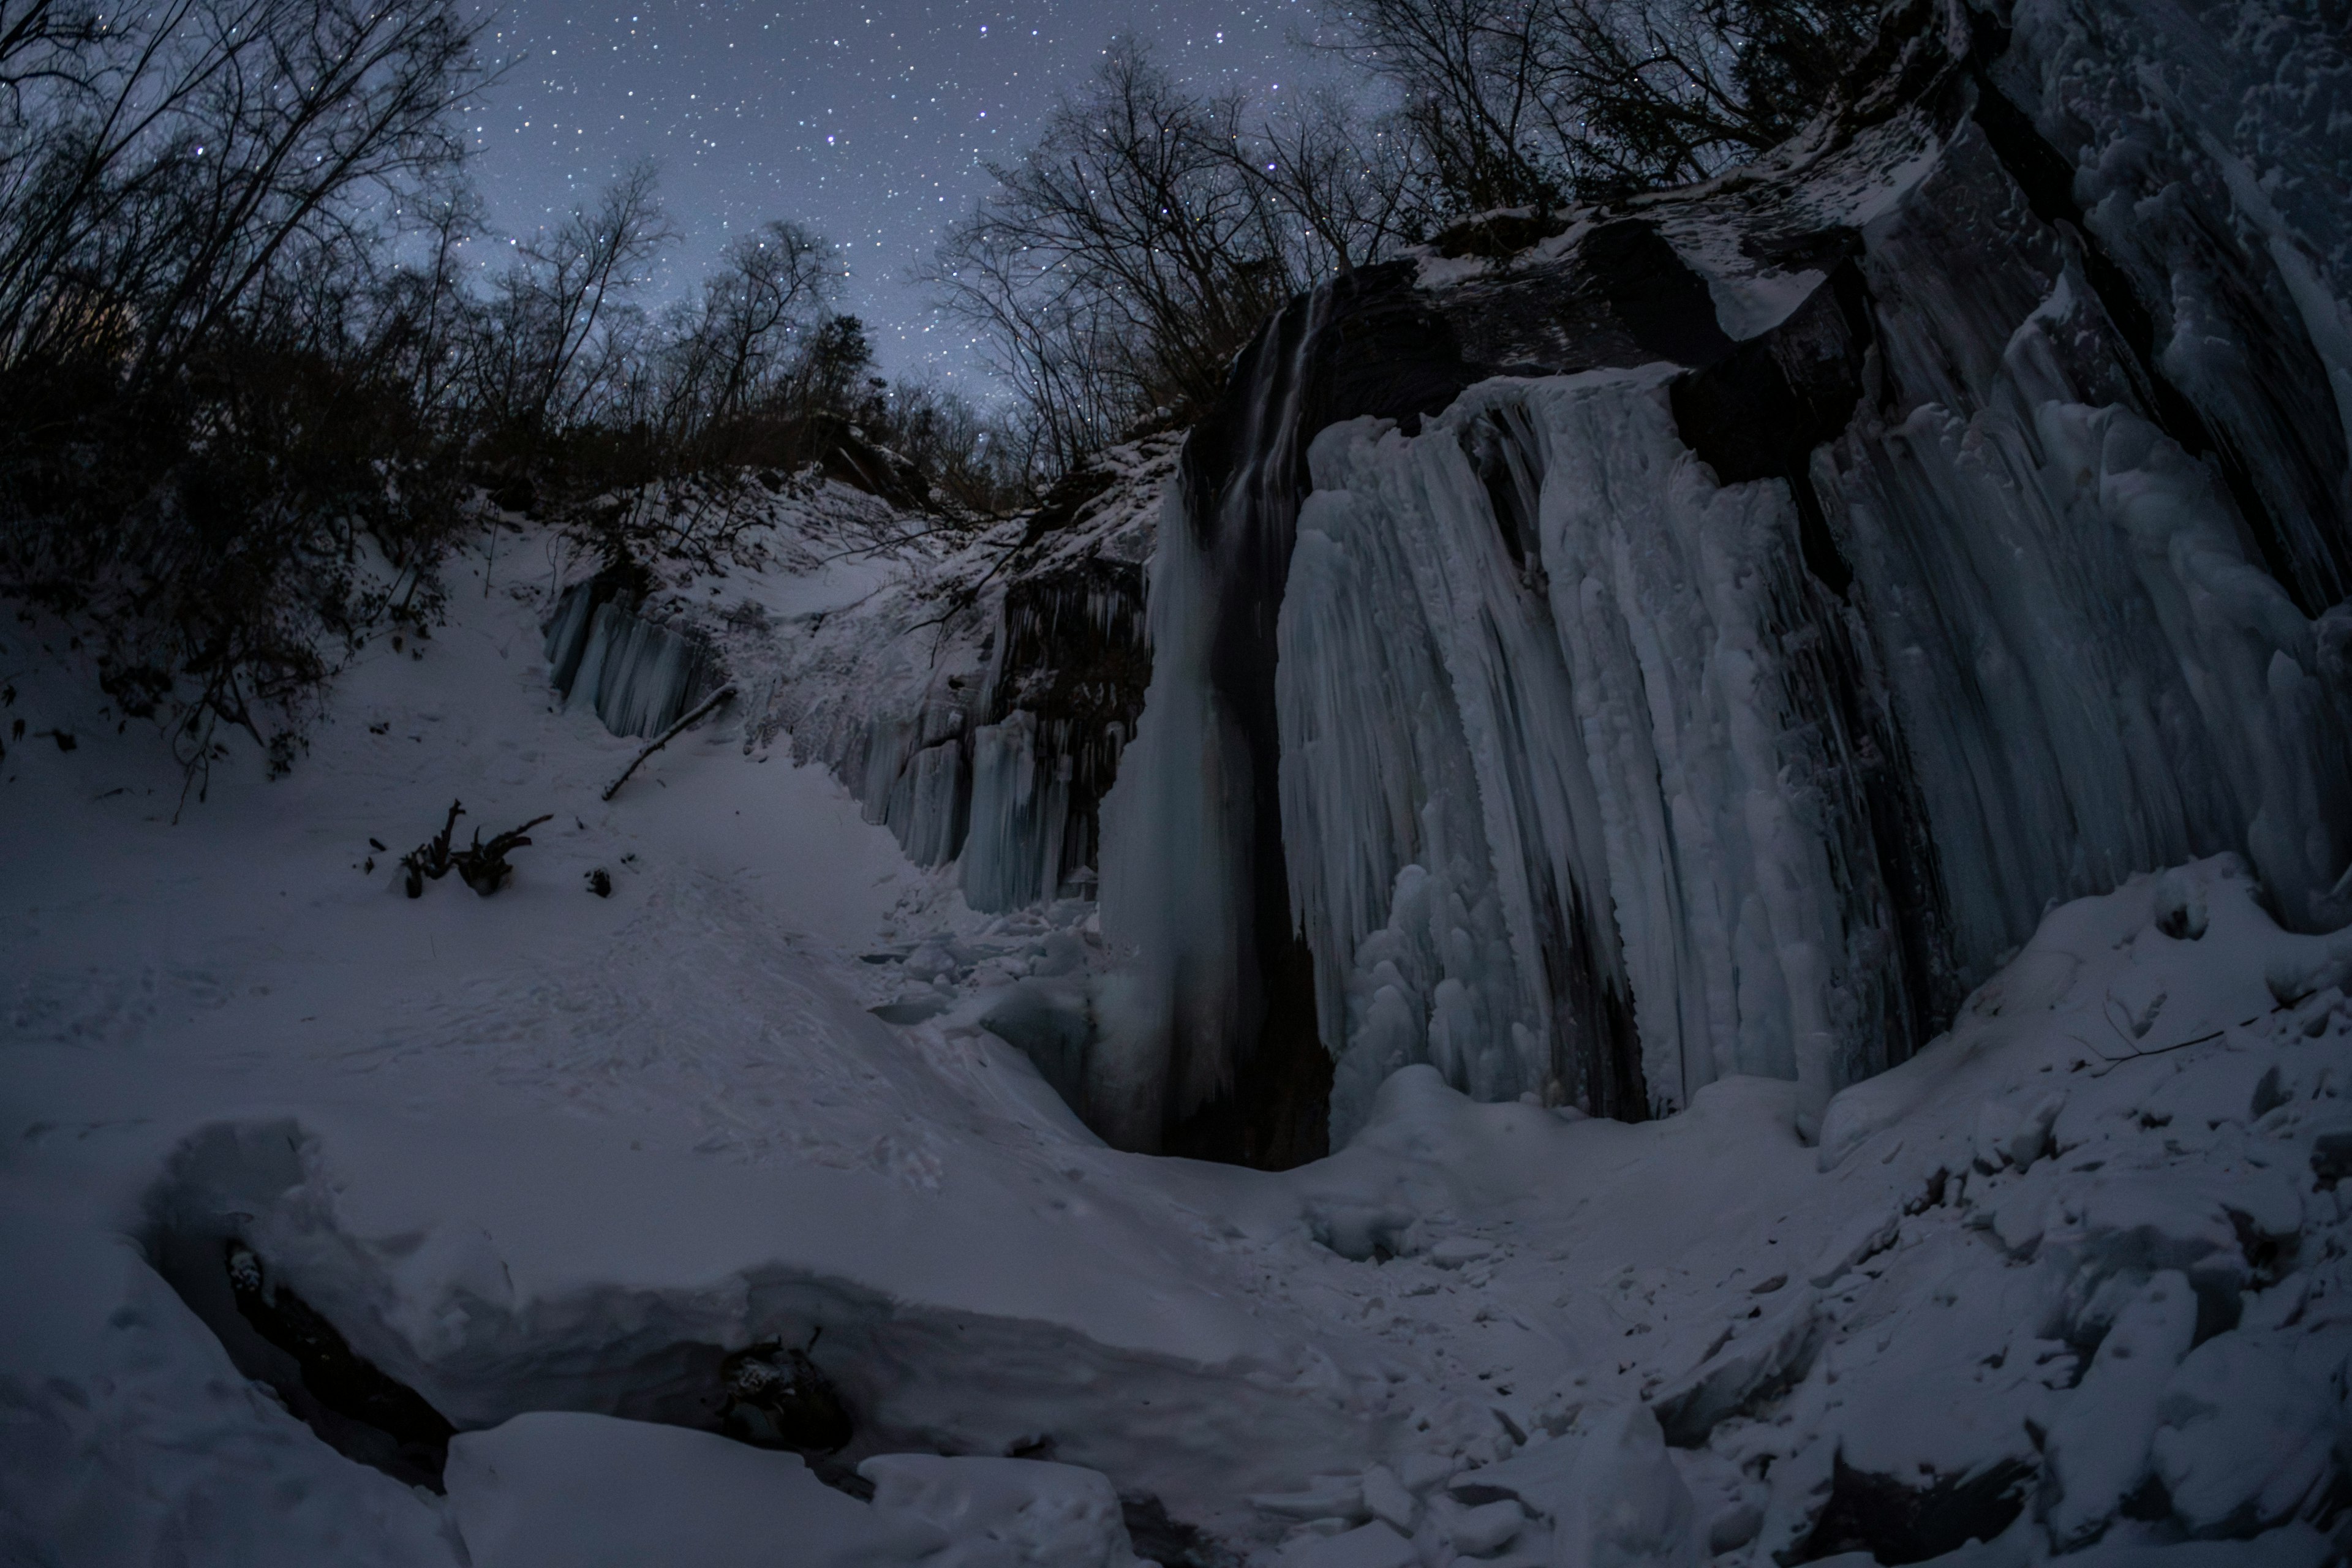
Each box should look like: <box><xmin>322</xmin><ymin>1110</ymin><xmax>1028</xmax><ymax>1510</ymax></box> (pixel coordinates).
<box><xmin>1119</xmin><ymin>1493</ymin><xmax>1243</xmax><ymax>1568</ymax></box>
<box><xmin>224</xmin><ymin>1240</ymin><xmax>458</xmax><ymax>1491</ymax></box>
<box><xmin>147</xmin><ymin>1226</ymin><xmax>459</xmax><ymax>1491</ymax></box>
<box><xmin>1787</xmin><ymin>1452</ymin><xmax>2037</xmax><ymax>1566</ymax></box>
<box><xmin>153</xmin><ymin>1224</ymin><xmax>895</xmax><ymax>1502</ymax></box>
<box><xmin>141</xmin><ymin>1125</ymin><xmax>892</xmax><ymax>1504</ymax></box>
<box><xmin>717</xmin><ymin>1339</ymin><xmax>856</xmax><ymax>1454</ymax></box>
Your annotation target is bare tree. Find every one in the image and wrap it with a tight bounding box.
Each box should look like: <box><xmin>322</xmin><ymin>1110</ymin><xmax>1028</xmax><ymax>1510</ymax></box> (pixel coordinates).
<box><xmin>0</xmin><ymin>0</ymin><xmax>494</xmax><ymax>798</ymax></box>
<box><xmin>1332</xmin><ymin>0</ymin><xmax>1563</xmax><ymax>212</ymax></box>
<box><xmin>369</xmin><ymin>185</ymin><xmax>490</xmax><ymax>421</ymax></box>
<box><xmin>693</xmin><ymin>219</ymin><xmax>836</xmax><ymax>426</ymax></box>
<box><xmin>1225</xmin><ymin>86</ymin><xmax>1428</xmax><ymax>276</ymax></box>
<box><xmin>930</xmin><ymin>38</ymin><xmax>1317</xmax><ymax>477</ymax></box>
<box><xmin>1329</xmin><ymin>0</ymin><xmax>1880</xmax><ymax>211</ymax></box>
<box><xmin>0</xmin><ymin>0</ymin><xmax>493</xmax><ymax>377</ymax></box>
<box><xmin>501</xmin><ymin>161</ymin><xmax>674</xmax><ymax>432</ymax></box>
<box><xmin>0</xmin><ymin>0</ymin><xmax>102</xmax><ymax>125</ymax></box>
<box><xmin>0</xmin><ymin>0</ymin><xmax>1022</xmax><ymax>811</ymax></box>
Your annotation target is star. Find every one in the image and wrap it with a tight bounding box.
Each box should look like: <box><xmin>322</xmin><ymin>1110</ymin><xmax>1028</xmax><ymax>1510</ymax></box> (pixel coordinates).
<box><xmin>464</xmin><ymin>1</ymin><xmax>1346</xmax><ymax>387</ymax></box>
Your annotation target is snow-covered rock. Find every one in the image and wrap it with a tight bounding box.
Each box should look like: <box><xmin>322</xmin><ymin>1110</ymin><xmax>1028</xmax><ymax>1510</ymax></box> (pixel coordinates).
<box><xmin>858</xmin><ymin>1453</ymin><xmax>1148</xmax><ymax>1568</ymax></box>
<box><xmin>445</xmin><ymin>1412</ymin><xmax>940</xmax><ymax>1568</ymax></box>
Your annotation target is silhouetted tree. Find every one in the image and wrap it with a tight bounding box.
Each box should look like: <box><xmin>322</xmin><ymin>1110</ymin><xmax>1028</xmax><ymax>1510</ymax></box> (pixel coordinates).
<box><xmin>1331</xmin><ymin>0</ymin><xmax>1881</xmax><ymax>208</ymax></box>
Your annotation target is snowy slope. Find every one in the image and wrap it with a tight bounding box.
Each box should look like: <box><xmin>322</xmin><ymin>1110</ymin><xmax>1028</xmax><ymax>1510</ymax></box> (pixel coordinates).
<box><xmin>5</xmin><ymin>0</ymin><xmax>2352</xmax><ymax>1558</ymax></box>
<box><xmin>3</xmin><ymin>473</ymin><xmax>2350</xmax><ymax>1565</ymax></box>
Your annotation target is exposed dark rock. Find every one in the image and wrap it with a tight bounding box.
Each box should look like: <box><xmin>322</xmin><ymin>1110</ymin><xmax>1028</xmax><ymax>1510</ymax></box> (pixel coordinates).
<box><xmin>1119</xmin><ymin>1494</ymin><xmax>1243</xmax><ymax>1568</ymax></box>
<box><xmin>780</xmin><ymin>437</ymin><xmax>1166</xmax><ymax>918</ymax></box>
<box><xmin>717</xmin><ymin>1340</ymin><xmax>854</xmax><ymax>1454</ymax></box>
<box><xmin>1430</xmin><ymin>209</ymin><xmax>1570</xmax><ymax>260</ymax></box>
<box><xmin>980</xmin><ymin>552</ymin><xmax>1151</xmax><ymax>894</ymax></box>
<box><xmin>1785</xmin><ymin>1452</ymin><xmax>2035</xmax><ymax>1565</ymax></box>
<box><xmin>805</xmin><ymin>412</ymin><xmax>930</xmax><ymax>510</ymax></box>
<box><xmin>221</xmin><ymin>1241</ymin><xmax>458</xmax><ymax>1491</ymax></box>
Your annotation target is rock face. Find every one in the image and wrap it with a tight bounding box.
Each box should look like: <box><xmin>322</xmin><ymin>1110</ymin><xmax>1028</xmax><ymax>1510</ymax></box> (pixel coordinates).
<box><xmin>772</xmin><ymin>438</ymin><xmax>1172</xmax><ymax>914</ymax></box>
<box><xmin>1095</xmin><ymin>0</ymin><xmax>2352</xmax><ymax>1157</ymax></box>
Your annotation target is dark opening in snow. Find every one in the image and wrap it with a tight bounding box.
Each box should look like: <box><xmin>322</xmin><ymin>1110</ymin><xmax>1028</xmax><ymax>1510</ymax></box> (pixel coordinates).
<box><xmin>145</xmin><ymin>1227</ymin><xmax>459</xmax><ymax>1491</ymax></box>
<box><xmin>1787</xmin><ymin>1452</ymin><xmax>2036</xmax><ymax>1566</ymax></box>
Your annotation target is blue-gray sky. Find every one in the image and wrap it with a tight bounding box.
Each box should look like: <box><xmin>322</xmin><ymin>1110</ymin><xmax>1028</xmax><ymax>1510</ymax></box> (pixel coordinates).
<box><xmin>462</xmin><ymin>1</ymin><xmax>1339</xmax><ymax>384</ymax></box>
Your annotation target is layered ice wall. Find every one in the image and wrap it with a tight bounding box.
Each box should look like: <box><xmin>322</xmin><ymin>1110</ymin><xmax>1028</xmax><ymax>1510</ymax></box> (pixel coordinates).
<box><xmin>1287</xmin><ymin>352</ymin><xmax>2345</xmax><ymax>1145</ymax></box>
<box><xmin>1096</xmin><ymin>0</ymin><xmax>2352</xmax><ymax>1152</ymax></box>
<box><xmin>1283</xmin><ymin>377</ymin><xmax>1899</xmax><ymax>1145</ymax></box>
<box><xmin>545</xmin><ymin>581</ymin><xmax>715</xmax><ymax>741</ymax></box>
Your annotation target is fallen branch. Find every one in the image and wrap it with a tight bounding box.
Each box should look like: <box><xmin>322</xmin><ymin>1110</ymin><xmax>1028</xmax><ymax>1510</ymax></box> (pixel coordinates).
<box><xmin>602</xmin><ymin>684</ymin><xmax>737</xmax><ymax>801</ymax></box>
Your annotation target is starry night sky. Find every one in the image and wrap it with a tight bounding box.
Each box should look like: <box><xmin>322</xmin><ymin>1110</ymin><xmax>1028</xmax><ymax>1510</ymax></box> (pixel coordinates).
<box><xmin>463</xmin><ymin>1</ymin><xmax>1342</xmax><ymax>383</ymax></box>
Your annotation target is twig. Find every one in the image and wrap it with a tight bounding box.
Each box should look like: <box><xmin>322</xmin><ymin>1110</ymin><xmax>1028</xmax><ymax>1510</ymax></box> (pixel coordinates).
<box><xmin>602</xmin><ymin>684</ymin><xmax>737</xmax><ymax>801</ymax></box>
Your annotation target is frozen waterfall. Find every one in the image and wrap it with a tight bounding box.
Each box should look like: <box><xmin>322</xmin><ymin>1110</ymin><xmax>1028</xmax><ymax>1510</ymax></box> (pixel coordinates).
<box><xmin>545</xmin><ymin>581</ymin><xmax>715</xmax><ymax>741</ymax></box>
<box><xmin>1091</xmin><ymin>0</ymin><xmax>2352</xmax><ymax>1155</ymax></box>
<box><xmin>1279</xmin><ymin>361</ymin><xmax>2346</xmax><ymax>1146</ymax></box>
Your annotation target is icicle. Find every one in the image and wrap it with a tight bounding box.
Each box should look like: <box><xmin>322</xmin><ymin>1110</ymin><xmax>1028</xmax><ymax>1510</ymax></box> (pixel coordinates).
<box><xmin>543</xmin><ymin>582</ymin><xmax>599</xmax><ymax>695</ymax></box>
<box><xmin>1094</xmin><ymin>469</ymin><xmax>1250</xmax><ymax>1151</ymax></box>
<box><xmin>1262</xmin><ymin>355</ymin><xmax>2349</xmax><ymax>1145</ymax></box>
<box><xmin>1095</xmin><ymin>283</ymin><xmax>1338</xmax><ymax>1155</ymax></box>
<box><xmin>961</xmin><ymin>712</ymin><xmax>1074</xmax><ymax>913</ymax></box>
<box><xmin>559</xmin><ymin>597</ymin><xmax>712</xmax><ymax>741</ymax></box>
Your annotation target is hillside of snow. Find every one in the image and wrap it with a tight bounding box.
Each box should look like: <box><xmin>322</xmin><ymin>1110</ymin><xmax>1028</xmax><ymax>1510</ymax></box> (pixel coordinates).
<box><xmin>6</xmin><ymin>0</ymin><xmax>2352</xmax><ymax>1562</ymax></box>
<box><xmin>2</xmin><ymin>463</ymin><xmax>2348</xmax><ymax>1566</ymax></box>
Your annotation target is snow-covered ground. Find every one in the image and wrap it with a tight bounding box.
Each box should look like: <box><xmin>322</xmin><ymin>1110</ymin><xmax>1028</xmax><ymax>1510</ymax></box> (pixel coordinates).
<box><xmin>2</xmin><ymin>494</ymin><xmax>2347</xmax><ymax>1567</ymax></box>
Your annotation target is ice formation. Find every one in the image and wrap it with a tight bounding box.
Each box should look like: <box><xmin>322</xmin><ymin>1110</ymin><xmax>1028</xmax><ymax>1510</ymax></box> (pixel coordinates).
<box><xmin>1098</xmin><ymin>0</ymin><xmax>2352</xmax><ymax>1150</ymax></box>
<box><xmin>770</xmin><ymin>440</ymin><xmax>1170</xmax><ymax>915</ymax></box>
<box><xmin>545</xmin><ymin>580</ymin><xmax>715</xmax><ymax>741</ymax></box>
<box><xmin>8</xmin><ymin>1</ymin><xmax>2352</xmax><ymax>1562</ymax></box>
